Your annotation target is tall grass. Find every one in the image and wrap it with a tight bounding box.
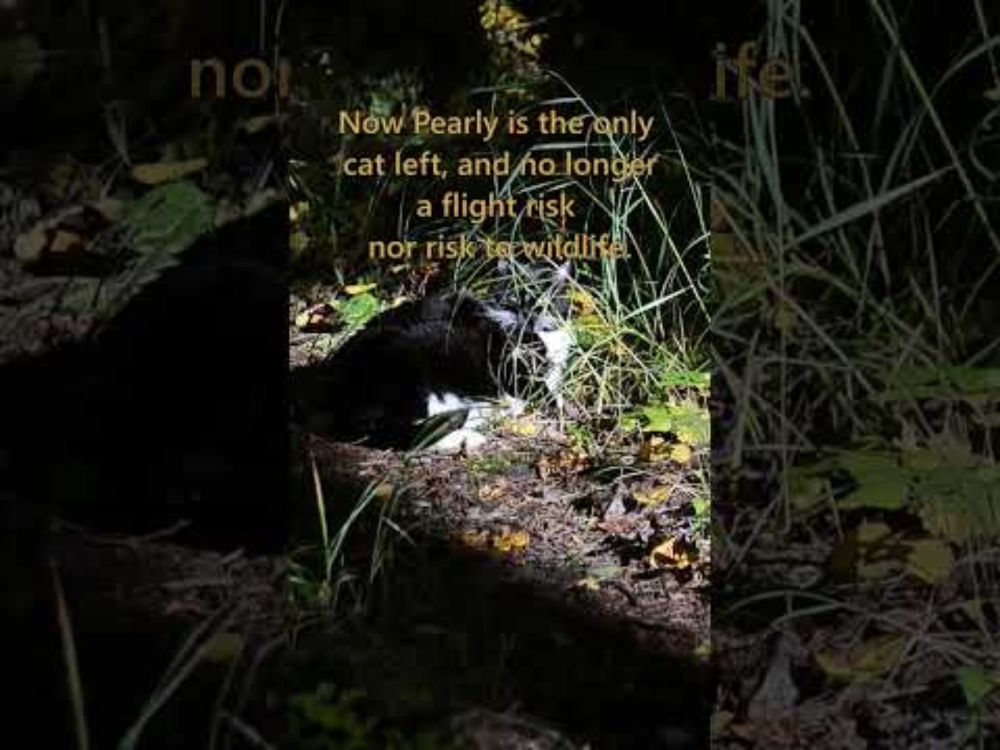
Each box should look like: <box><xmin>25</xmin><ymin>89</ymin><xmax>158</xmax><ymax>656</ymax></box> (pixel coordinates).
<box><xmin>445</xmin><ymin>75</ymin><xmax>712</xmax><ymax>423</ymax></box>
<box><xmin>711</xmin><ymin>0</ymin><xmax>1000</xmax><ymax>738</ymax></box>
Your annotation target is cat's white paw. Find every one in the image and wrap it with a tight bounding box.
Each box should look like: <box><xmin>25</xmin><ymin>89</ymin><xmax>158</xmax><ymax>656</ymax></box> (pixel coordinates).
<box><xmin>429</xmin><ymin>428</ymin><xmax>488</xmax><ymax>452</ymax></box>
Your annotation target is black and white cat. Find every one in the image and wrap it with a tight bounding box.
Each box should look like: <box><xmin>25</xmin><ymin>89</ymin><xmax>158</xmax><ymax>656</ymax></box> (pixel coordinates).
<box><xmin>293</xmin><ymin>265</ymin><xmax>573</xmax><ymax>451</ymax></box>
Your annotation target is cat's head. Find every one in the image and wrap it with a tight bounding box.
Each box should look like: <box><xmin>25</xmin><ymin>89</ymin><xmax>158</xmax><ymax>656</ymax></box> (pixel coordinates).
<box><xmin>483</xmin><ymin>260</ymin><xmax>574</xmax><ymax>402</ymax></box>
<box><xmin>489</xmin><ymin>259</ymin><xmax>572</xmax><ymax>325</ymax></box>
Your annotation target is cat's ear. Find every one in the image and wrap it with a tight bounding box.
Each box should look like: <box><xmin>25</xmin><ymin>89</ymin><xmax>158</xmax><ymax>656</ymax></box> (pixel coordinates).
<box><xmin>551</xmin><ymin>261</ymin><xmax>572</xmax><ymax>290</ymax></box>
<box><xmin>482</xmin><ymin>305</ymin><xmax>520</xmax><ymax>332</ymax></box>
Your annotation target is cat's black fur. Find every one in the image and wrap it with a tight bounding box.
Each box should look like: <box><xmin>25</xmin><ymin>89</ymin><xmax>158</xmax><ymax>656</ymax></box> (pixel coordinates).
<box><xmin>292</xmin><ymin>291</ymin><xmax>558</xmax><ymax>449</ymax></box>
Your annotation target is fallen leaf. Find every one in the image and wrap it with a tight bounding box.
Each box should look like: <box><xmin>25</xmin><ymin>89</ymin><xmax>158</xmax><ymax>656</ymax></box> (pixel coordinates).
<box><xmin>493</xmin><ymin>529</ymin><xmax>530</xmax><ymax>552</ymax></box>
<box><xmin>289</xmin><ymin>201</ymin><xmax>309</xmax><ymax>222</ymax></box>
<box><xmin>788</xmin><ymin>472</ymin><xmax>830</xmax><ymax>512</ymax></box>
<box><xmin>457</xmin><ymin>531</ymin><xmax>489</xmax><ymax>550</ymax></box>
<box><xmin>131</xmin><ymin>158</ymin><xmax>208</xmax><ymax>185</ymax></box>
<box><xmin>371</xmin><ymin>483</ymin><xmax>395</xmax><ymax>502</ymax></box>
<box><xmin>13</xmin><ymin>227</ymin><xmax>47</xmax><ymax>263</ymax></box>
<box><xmin>955</xmin><ymin>665</ymin><xmax>1000</xmax><ymax>708</ymax></box>
<box><xmin>504</xmin><ymin>415</ymin><xmax>538</xmax><ymax>437</ymax></box>
<box><xmin>857</xmin><ymin>520</ymin><xmax>893</xmax><ymax>545</ymax></box>
<box><xmin>295</xmin><ymin>303</ymin><xmax>336</xmax><ymax>331</ymax></box>
<box><xmin>904</xmin><ymin>538</ymin><xmax>954</xmax><ymax>585</ymax></box>
<box><xmin>815</xmin><ymin>634</ymin><xmax>906</xmax><ymax>683</ymax></box>
<box><xmin>201</xmin><ymin>631</ymin><xmax>244</xmax><ymax>663</ymax></box>
<box><xmin>838</xmin><ymin>476</ymin><xmax>908</xmax><ymax>510</ymax></box>
<box><xmin>477</xmin><ymin>478</ymin><xmax>509</xmax><ymax>502</ymax></box>
<box><xmin>344</xmin><ymin>282</ymin><xmax>377</xmax><ymax>296</ymax></box>
<box><xmin>90</xmin><ymin>198</ymin><xmax>125</xmax><ymax>222</ymax></box>
<box><xmin>649</xmin><ymin>538</ymin><xmax>696</xmax><ymax>569</ymax></box>
<box><xmin>638</xmin><ymin>435</ymin><xmax>670</xmax><ymax>463</ymax></box>
<box><xmin>567</xmin><ymin>289</ymin><xmax>597</xmax><ymax>315</ymax></box>
<box><xmin>634</xmin><ymin>485</ymin><xmax>670</xmax><ymax>507</ymax></box>
<box><xmin>49</xmin><ymin>230</ymin><xmax>82</xmax><ymax>254</ymax></box>
<box><xmin>536</xmin><ymin>447</ymin><xmax>589</xmax><ymax>478</ymax></box>
<box><xmin>670</xmin><ymin>442</ymin><xmax>694</xmax><ymax>464</ymax></box>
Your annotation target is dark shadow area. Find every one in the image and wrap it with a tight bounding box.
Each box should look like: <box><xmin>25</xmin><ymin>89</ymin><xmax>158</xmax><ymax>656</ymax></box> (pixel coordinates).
<box><xmin>1</xmin><ymin>207</ymin><xmax>290</xmax><ymax>745</ymax></box>
<box><xmin>1</xmin><ymin>204</ymin><xmax>290</xmax><ymax>550</ymax></box>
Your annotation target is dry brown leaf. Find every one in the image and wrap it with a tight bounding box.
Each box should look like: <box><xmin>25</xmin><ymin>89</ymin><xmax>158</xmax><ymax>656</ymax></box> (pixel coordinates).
<box><xmin>638</xmin><ymin>435</ymin><xmax>670</xmax><ymax>463</ymax></box>
<box><xmin>536</xmin><ymin>447</ymin><xmax>589</xmax><ymax>478</ymax></box>
<box><xmin>458</xmin><ymin>531</ymin><xmax>490</xmax><ymax>550</ymax></box>
<box><xmin>477</xmin><ymin>478</ymin><xmax>509</xmax><ymax>502</ymax></box>
<box><xmin>131</xmin><ymin>158</ymin><xmax>208</xmax><ymax>185</ymax></box>
<box><xmin>49</xmin><ymin>230</ymin><xmax>83</xmax><ymax>254</ymax></box>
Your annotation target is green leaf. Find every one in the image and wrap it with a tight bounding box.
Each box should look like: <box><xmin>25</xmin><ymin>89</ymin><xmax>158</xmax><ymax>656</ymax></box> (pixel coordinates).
<box><xmin>838</xmin><ymin>476</ymin><xmax>908</xmax><ymax>510</ymax></box>
<box><xmin>787</xmin><ymin>470</ymin><xmax>830</xmax><ymax>512</ymax></box>
<box><xmin>634</xmin><ymin>402</ymin><xmax>709</xmax><ymax>445</ymax></box>
<box><xmin>123</xmin><ymin>181</ymin><xmax>214</xmax><ymax>257</ymax></box>
<box><xmin>337</xmin><ymin>292</ymin><xmax>381</xmax><ymax>329</ymax></box>
<box><xmin>882</xmin><ymin>366</ymin><xmax>1000</xmax><ymax>401</ymax></box>
<box><xmin>0</xmin><ymin>35</ymin><xmax>45</xmax><ymax>90</ymax></box>
<box><xmin>955</xmin><ymin>666</ymin><xmax>1000</xmax><ymax>708</ymax></box>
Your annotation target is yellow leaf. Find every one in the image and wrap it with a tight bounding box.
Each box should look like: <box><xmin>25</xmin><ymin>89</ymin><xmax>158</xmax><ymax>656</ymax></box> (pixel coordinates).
<box><xmin>649</xmin><ymin>538</ymin><xmax>695</xmax><ymax>569</ymax></box>
<box><xmin>904</xmin><ymin>538</ymin><xmax>954</xmax><ymax>585</ymax></box>
<box><xmin>13</xmin><ymin>227</ymin><xmax>48</xmax><ymax>263</ymax></box>
<box><xmin>856</xmin><ymin>520</ymin><xmax>893</xmax><ymax>546</ymax></box>
<box><xmin>344</xmin><ymin>283</ymin><xmax>377</xmax><ymax>296</ymax></box>
<box><xmin>670</xmin><ymin>443</ymin><xmax>694</xmax><ymax>464</ymax></box>
<box><xmin>289</xmin><ymin>201</ymin><xmax>309</xmax><ymax>223</ymax></box>
<box><xmin>493</xmin><ymin>529</ymin><xmax>530</xmax><ymax>552</ymax></box>
<box><xmin>568</xmin><ymin>289</ymin><xmax>597</xmax><ymax>315</ymax></box>
<box><xmin>815</xmin><ymin>635</ymin><xmax>906</xmax><ymax>683</ymax></box>
<box><xmin>504</xmin><ymin>415</ymin><xmax>538</xmax><ymax>437</ymax></box>
<box><xmin>634</xmin><ymin>485</ymin><xmax>670</xmax><ymax>507</ymax></box>
<box><xmin>131</xmin><ymin>158</ymin><xmax>208</xmax><ymax>185</ymax></box>
<box><xmin>371</xmin><ymin>482</ymin><xmax>395</xmax><ymax>502</ymax></box>
<box><xmin>638</xmin><ymin>435</ymin><xmax>670</xmax><ymax>463</ymax></box>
